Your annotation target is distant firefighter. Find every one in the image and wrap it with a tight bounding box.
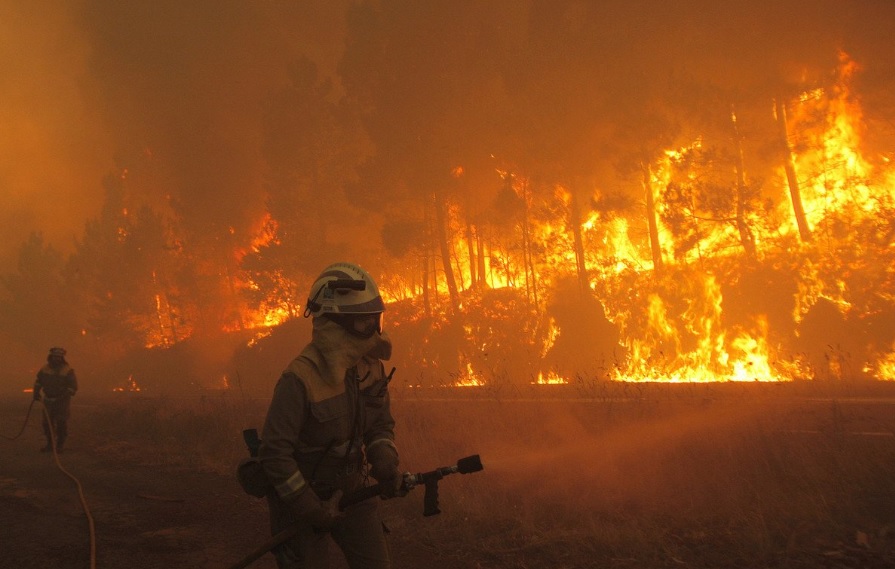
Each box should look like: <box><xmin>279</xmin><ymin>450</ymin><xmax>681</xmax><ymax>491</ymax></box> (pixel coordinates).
<box><xmin>33</xmin><ymin>347</ymin><xmax>78</xmax><ymax>453</ymax></box>
<box><xmin>259</xmin><ymin>262</ymin><xmax>401</xmax><ymax>569</ymax></box>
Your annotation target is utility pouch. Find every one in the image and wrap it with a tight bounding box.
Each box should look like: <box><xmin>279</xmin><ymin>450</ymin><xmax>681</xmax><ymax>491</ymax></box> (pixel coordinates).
<box><xmin>237</xmin><ymin>457</ymin><xmax>271</xmax><ymax>498</ymax></box>
<box><xmin>237</xmin><ymin>428</ymin><xmax>271</xmax><ymax>498</ymax></box>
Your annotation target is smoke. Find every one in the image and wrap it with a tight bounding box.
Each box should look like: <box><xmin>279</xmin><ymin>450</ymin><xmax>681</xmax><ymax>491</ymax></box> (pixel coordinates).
<box><xmin>1</xmin><ymin>1</ymin><xmax>894</xmax><ymax>386</ymax></box>
<box><xmin>0</xmin><ymin>1</ymin><xmax>111</xmax><ymax>266</ymax></box>
<box><xmin>3</xmin><ymin>1</ymin><xmax>893</xmax><ymax>262</ymax></box>
<box><xmin>0</xmin><ymin>0</ymin><xmax>350</xmax><ymax>264</ymax></box>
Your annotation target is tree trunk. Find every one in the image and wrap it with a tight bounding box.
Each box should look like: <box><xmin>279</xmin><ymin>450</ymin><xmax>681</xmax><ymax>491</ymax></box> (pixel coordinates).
<box><xmin>775</xmin><ymin>97</ymin><xmax>811</xmax><ymax>242</ymax></box>
<box><xmin>731</xmin><ymin>105</ymin><xmax>757</xmax><ymax>259</ymax></box>
<box><xmin>520</xmin><ymin>178</ymin><xmax>538</xmax><ymax>307</ymax></box>
<box><xmin>476</xmin><ymin>226</ymin><xmax>487</xmax><ymax>288</ymax></box>
<box><xmin>465</xmin><ymin>218</ymin><xmax>477</xmax><ymax>291</ymax></box>
<box><xmin>569</xmin><ymin>188</ymin><xmax>589</xmax><ymax>294</ymax></box>
<box><xmin>451</xmin><ymin>235</ymin><xmax>465</xmax><ymax>292</ymax></box>
<box><xmin>422</xmin><ymin>207</ymin><xmax>432</xmax><ymax>318</ymax></box>
<box><xmin>433</xmin><ymin>188</ymin><xmax>460</xmax><ymax>314</ymax></box>
<box><xmin>641</xmin><ymin>161</ymin><xmax>664</xmax><ymax>274</ymax></box>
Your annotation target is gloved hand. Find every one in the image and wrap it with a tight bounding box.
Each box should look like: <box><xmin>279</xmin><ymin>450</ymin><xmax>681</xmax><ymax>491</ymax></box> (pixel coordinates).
<box><xmin>32</xmin><ymin>391</ymin><xmax>40</xmax><ymax>402</ymax></box>
<box><xmin>367</xmin><ymin>441</ymin><xmax>403</xmax><ymax>499</ymax></box>
<box><xmin>288</xmin><ymin>488</ymin><xmax>344</xmax><ymax>532</ymax></box>
<box><xmin>377</xmin><ymin>471</ymin><xmax>406</xmax><ymax>499</ymax></box>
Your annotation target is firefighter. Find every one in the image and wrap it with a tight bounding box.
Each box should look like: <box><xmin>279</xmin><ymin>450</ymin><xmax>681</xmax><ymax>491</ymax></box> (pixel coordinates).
<box><xmin>259</xmin><ymin>262</ymin><xmax>402</xmax><ymax>569</ymax></box>
<box><xmin>33</xmin><ymin>347</ymin><xmax>78</xmax><ymax>453</ymax></box>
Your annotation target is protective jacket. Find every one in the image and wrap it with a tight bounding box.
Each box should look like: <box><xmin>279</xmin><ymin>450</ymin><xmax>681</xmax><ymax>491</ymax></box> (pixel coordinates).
<box><xmin>259</xmin><ymin>318</ymin><xmax>397</xmax><ymax>503</ymax></box>
<box><xmin>34</xmin><ymin>364</ymin><xmax>78</xmax><ymax>401</ymax></box>
<box><xmin>259</xmin><ymin>318</ymin><xmax>397</xmax><ymax>568</ymax></box>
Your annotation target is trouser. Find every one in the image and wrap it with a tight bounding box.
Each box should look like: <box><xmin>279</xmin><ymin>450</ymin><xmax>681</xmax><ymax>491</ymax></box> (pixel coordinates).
<box><xmin>268</xmin><ymin>482</ymin><xmax>390</xmax><ymax>569</ymax></box>
<box><xmin>41</xmin><ymin>397</ymin><xmax>71</xmax><ymax>447</ymax></box>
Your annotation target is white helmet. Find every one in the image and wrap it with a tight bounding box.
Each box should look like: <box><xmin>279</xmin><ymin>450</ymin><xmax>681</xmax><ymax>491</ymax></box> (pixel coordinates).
<box><xmin>303</xmin><ymin>262</ymin><xmax>385</xmax><ymax>319</ymax></box>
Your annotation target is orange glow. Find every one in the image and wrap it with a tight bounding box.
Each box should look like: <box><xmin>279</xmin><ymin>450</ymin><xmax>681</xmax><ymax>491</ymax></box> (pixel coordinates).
<box><xmin>534</xmin><ymin>371</ymin><xmax>568</xmax><ymax>385</ymax></box>
<box><xmin>113</xmin><ymin>375</ymin><xmax>142</xmax><ymax>393</ymax></box>
<box><xmin>113</xmin><ymin>52</ymin><xmax>894</xmax><ymax>387</ymax></box>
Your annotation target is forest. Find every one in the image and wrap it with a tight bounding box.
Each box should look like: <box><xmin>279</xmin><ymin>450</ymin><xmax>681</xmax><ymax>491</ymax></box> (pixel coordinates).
<box><xmin>1</xmin><ymin>1</ymin><xmax>894</xmax><ymax>393</ymax></box>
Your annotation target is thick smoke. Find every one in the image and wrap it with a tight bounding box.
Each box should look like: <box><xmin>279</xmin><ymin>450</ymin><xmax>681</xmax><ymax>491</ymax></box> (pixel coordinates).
<box><xmin>3</xmin><ymin>1</ymin><xmax>894</xmax><ymax>261</ymax></box>
<box><xmin>1</xmin><ymin>1</ymin><xmax>894</xmax><ymax>387</ymax></box>
<box><xmin>1</xmin><ymin>0</ymin><xmax>350</xmax><ymax>264</ymax></box>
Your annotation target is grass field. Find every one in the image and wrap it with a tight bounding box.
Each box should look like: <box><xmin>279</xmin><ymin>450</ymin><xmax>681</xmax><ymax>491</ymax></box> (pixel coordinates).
<box><xmin>51</xmin><ymin>380</ymin><xmax>895</xmax><ymax>567</ymax></box>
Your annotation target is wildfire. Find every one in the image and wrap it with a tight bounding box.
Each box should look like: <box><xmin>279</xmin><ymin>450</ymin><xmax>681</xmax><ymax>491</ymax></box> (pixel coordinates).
<box><xmin>115</xmin><ymin>51</ymin><xmax>895</xmax><ymax>389</ymax></box>
<box><xmin>454</xmin><ymin>361</ymin><xmax>485</xmax><ymax>387</ymax></box>
<box><xmin>113</xmin><ymin>375</ymin><xmax>143</xmax><ymax>393</ymax></box>
<box><xmin>534</xmin><ymin>371</ymin><xmax>569</xmax><ymax>385</ymax></box>
<box><xmin>442</xmin><ymin>53</ymin><xmax>891</xmax><ymax>386</ymax></box>
<box><xmin>874</xmin><ymin>351</ymin><xmax>895</xmax><ymax>381</ymax></box>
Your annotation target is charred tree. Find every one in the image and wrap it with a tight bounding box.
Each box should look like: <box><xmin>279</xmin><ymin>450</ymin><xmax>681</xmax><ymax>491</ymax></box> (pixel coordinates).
<box><xmin>465</xmin><ymin>217</ymin><xmax>477</xmax><ymax>290</ymax></box>
<box><xmin>422</xmin><ymin>205</ymin><xmax>433</xmax><ymax>318</ymax></box>
<box><xmin>569</xmin><ymin>188</ymin><xmax>589</xmax><ymax>294</ymax></box>
<box><xmin>421</xmin><ymin>253</ymin><xmax>431</xmax><ymax>318</ymax></box>
<box><xmin>775</xmin><ymin>96</ymin><xmax>812</xmax><ymax>242</ymax></box>
<box><xmin>520</xmin><ymin>178</ymin><xmax>538</xmax><ymax>307</ymax></box>
<box><xmin>641</xmin><ymin>161</ymin><xmax>665</xmax><ymax>274</ymax></box>
<box><xmin>433</xmin><ymin>187</ymin><xmax>461</xmax><ymax>314</ymax></box>
<box><xmin>451</xmin><ymin>235</ymin><xmax>465</xmax><ymax>292</ymax></box>
<box><xmin>475</xmin><ymin>226</ymin><xmax>487</xmax><ymax>288</ymax></box>
<box><xmin>731</xmin><ymin>106</ymin><xmax>757</xmax><ymax>259</ymax></box>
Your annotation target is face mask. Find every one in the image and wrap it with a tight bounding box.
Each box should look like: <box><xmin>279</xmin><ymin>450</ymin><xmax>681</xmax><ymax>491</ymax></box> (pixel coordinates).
<box><xmin>326</xmin><ymin>313</ymin><xmax>382</xmax><ymax>339</ymax></box>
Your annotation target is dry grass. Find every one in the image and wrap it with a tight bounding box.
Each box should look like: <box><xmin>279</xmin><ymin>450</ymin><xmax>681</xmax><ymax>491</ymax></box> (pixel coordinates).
<box><xmin>74</xmin><ymin>382</ymin><xmax>895</xmax><ymax>568</ymax></box>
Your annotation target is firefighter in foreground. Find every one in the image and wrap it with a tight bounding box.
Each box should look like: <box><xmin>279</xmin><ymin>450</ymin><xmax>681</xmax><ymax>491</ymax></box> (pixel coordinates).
<box><xmin>259</xmin><ymin>262</ymin><xmax>402</xmax><ymax>569</ymax></box>
<box><xmin>33</xmin><ymin>347</ymin><xmax>78</xmax><ymax>453</ymax></box>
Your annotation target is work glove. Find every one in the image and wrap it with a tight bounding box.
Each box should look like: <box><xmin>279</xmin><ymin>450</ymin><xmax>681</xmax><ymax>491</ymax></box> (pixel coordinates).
<box><xmin>288</xmin><ymin>488</ymin><xmax>344</xmax><ymax>532</ymax></box>
<box><xmin>377</xmin><ymin>470</ymin><xmax>406</xmax><ymax>499</ymax></box>
<box><xmin>367</xmin><ymin>442</ymin><xmax>404</xmax><ymax>499</ymax></box>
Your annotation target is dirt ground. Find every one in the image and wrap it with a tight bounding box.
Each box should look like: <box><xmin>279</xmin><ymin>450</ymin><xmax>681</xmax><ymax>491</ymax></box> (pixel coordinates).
<box><xmin>0</xmin><ymin>400</ymin><xmax>454</xmax><ymax>569</ymax></box>
<box><xmin>4</xmin><ymin>387</ymin><xmax>895</xmax><ymax>569</ymax></box>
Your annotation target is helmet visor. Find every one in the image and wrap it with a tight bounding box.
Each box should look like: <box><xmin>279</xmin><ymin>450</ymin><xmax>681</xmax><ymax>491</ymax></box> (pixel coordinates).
<box><xmin>327</xmin><ymin>313</ymin><xmax>382</xmax><ymax>339</ymax></box>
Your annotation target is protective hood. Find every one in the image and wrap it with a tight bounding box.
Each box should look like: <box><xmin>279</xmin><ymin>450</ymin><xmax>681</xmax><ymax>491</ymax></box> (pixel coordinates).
<box><xmin>306</xmin><ymin>317</ymin><xmax>392</xmax><ymax>386</ymax></box>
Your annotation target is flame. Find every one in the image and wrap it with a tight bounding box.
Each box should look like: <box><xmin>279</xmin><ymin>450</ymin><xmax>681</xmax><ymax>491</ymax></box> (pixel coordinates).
<box><xmin>535</xmin><ymin>371</ymin><xmax>568</xmax><ymax>385</ymax></box>
<box><xmin>874</xmin><ymin>351</ymin><xmax>895</xmax><ymax>381</ymax></box>
<box><xmin>782</xmin><ymin>52</ymin><xmax>877</xmax><ymax>233</ymax></box>
<box><xmin>454</xmin><ymin>361</ymin><xmax>485</xmax><ymax>387</ymax></box>
<box><xmin>614</xmin><ymin>275</ymin><xmax>785</xmax><ymax>383</ymax></box>
<box><xmin>117</xmin><ymin>51</ymin><xmax>895</xmax><ymax>387</ymax></box>
<box><xmin>113</xmin><ymin>375</ymin><xmax>143</xmax><ymax>392</ymax></box>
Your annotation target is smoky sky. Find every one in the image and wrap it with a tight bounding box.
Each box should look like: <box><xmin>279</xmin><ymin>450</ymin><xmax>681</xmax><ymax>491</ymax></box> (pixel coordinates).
<box><xmin>1</xmin><ymin>0</ymin><xmax>893</xmax><ymax>266</ymax></box>
<box><xmin>0</xmin><ymin>0</ymin><xmax>349</xmax><ymax>264</ymax></box>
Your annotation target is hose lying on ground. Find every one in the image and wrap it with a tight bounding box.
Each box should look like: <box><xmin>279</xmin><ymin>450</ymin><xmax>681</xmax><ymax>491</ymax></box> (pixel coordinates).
<box><xmin>0</xmin><ymin>399</ymin><xmax>35</xmax><ymax>440</ymax></box>
<box><xmin>2</xmin><ymin>399</ymin><xmax>97</xmax><ymax>569</ymax></box>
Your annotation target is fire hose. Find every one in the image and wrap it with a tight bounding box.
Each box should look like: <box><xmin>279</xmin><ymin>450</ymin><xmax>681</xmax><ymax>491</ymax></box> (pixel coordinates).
<box><xmin>0</xmin><ymin>398</ymin><xmax>35</xmax><ymax>441</ymax></box>
<box><xmin>227</xmin><ymin>454</ymin><xmax>484</xmax><ymax>569</ymax></box>
<box><xmin>1</xmin><ymin>398</ymin><xmax>97</xmax><ymax>569</ymax></box>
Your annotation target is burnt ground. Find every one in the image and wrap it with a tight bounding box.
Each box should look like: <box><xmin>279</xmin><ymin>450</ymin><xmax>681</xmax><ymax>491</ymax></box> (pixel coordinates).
<box><xmin>0</xmin><ymin>401</ymin><xmax>452</xmax><ymax>569</ymax></box>
<box><xmin>0</xmin><ymin>436</ymin><xmax>269</xmax><ymax>569</ymax></box>
<box><xmin>4</xmin><ymin>386</ymin><xmax>895</xmax><ymax>569</ymax></box>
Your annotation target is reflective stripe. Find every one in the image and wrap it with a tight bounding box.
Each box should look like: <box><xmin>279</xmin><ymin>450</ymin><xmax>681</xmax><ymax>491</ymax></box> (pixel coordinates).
<box><xmin>275</xmin><ymin>470</ymin><xmax>307</xmax><ymax>500</ymax></box>
<box><xmin>366</xmin><ymin>438</ymin><xmax>396</xmax><ymax>453</ymax></box>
